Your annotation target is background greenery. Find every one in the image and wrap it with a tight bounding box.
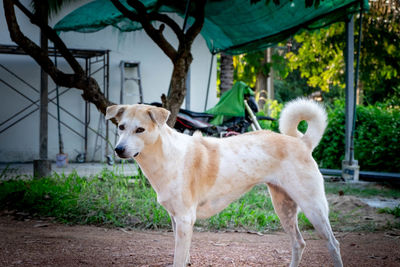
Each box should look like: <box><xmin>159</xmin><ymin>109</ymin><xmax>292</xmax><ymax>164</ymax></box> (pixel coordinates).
<box><xmin>257</xmin><ymin>100</ymin><xmax>400</xmax><ymax>172</ymax></box>
<box><xmin>1</xmin><ymin>168</ymin><xmax>398</xmax><ymax>231</ymax></box>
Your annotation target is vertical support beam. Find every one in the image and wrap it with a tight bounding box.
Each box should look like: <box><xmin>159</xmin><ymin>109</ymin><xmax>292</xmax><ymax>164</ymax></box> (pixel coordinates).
<box><xmin>105</xmin><ymin>51</ymin><xmax>110</xmax><ymax>158</ymax></box>
<box><xmin>342</xmin><ymin>15</ymin><xmax>359</xmax><ymax>181</ymax></box>
<box><xmin>266</xmin><ymin>47</ymin><xmax>274</xmax><ymax>116</ymax></box>
<box><xmin>34</xmin><ymin>1</ymin><xmax>51</xmax><ymax>178</ymax></box>
<box><xmin>185</xmin><ymin>67</ymin><xmax>191</xmax><ymax>110</ymax></box>
<box><xmin>204</xmin><ymin>53</ymin><xmax>215</xmax><ymax>111</ymax></box>
<box><xmin>266</xmin><ymin>47</ymin><xmax>274</xmax><ymax>102</ymax></box>
<box><xmin>39</xmin><ymin>5</ymin><xmax>48</xmax><ymax>160</ymax></box>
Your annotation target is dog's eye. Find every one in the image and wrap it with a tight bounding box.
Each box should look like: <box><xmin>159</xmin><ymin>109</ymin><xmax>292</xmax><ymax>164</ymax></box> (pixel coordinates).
<box><xmin>136</xmin><ymin>127</ymin><xmax>145</xmax><ymax>133</ymax></box>
<box><xmin>118</xmin><ymin>124</ymin><xmax>125</xmax><ymax>131</ymax></box>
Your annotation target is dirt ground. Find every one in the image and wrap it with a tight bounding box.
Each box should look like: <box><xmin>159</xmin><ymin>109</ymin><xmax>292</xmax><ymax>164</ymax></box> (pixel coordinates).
<box><xmin>1</xmin><ymin>215</ymin><xmax>400</xmax><ymax>267</ymax></box>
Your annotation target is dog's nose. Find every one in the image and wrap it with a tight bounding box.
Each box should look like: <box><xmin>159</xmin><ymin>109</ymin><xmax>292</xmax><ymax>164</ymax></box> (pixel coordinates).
<box><xmin>115</xmin><ymin>145</ymin><xmax>125</xmax><ymax>156</ymax></box>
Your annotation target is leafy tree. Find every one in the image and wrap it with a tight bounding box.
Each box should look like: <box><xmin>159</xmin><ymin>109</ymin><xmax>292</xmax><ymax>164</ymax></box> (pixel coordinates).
<box><xmin>286</xmin><ymin>23</ymin><xmax>346</xmax><ymax>93</ymax></box>
<box><xmin>233</xmin><ymin>48</ymin><xmax>292</xmax><ymax>107</ymax></box>
<box><xmin>286</xmin><ymin>0</ymin><xmax>400</xmax><ymax>104</ymax></box>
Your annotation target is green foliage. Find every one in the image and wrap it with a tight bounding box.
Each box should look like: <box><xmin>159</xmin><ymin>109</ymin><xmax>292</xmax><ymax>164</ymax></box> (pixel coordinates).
<box><xmin>286</xmin><ymin>23</ymin><xmax>346</xmax><ymax>92</ymax></box>
<box><xmin>273</xmin><ymin>69</ymin><xmax>315</xmax><ymax>102</ymax></box>
<box><xmin>286</xmin><ymin>0</ymin><xmax>400</xmax><ymax>104</ymax></box>
<box><xmin>378</xmin><ymin>205</ymin><xmax>400</xmax><ymax>218</ymax></box>
<box><xmin>1</xmin><ymin>168</ymin><xmax>398</xmax><ymax>232</ymax></box>
<box><xmin>325</xmin><ymin>182</ymin><xmax>400</xmax><ymax>199</ymax></box>
<box><xmin>233</xmin><ymin>50</ymin><xmax>289</xmax><ymax>88</ymax></box>
<box><xmin>0</xmin><ymin>170</ymin><xmax>315</xmax><ymax>232</ymax></box>
<box><xmin>0</xmin><ymin>168</ymin><xmax>171</xmax><ymax>228</ymax></box>
<box><xmin>313</xmin><ymin>100</ymin><xmax>346</xmax><ymax>169</ymax></box>
<box><xmin>257</xmin><ymin>99</ymin><xmax>399</xmax><ymax>172</ymax></box>
<box><xmin>313</xmin><ymin>100</ymin><xmax>400</xmax><ymax>172</ymax></box>
<box><xmin>257</xmin><ymin>99</ymin><xmax>282</xmax><ymax>131</ymax></box>
<box><xmin>353</xmin><ymin>103</ymin><xmax>400</xmax><ymax>172</ymax></box>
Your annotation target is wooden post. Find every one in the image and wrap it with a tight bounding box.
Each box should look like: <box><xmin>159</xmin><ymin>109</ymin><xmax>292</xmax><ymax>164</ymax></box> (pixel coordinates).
<box><xmin>34</xmin><ymin>1</ymin><xmax>51</xmax><ymax>178</ymax></box>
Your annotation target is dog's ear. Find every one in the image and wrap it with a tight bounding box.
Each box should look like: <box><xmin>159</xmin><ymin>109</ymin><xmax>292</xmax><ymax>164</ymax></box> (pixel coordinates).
<box><xmin>147</xmin><ymin>107</ymin><xmax>170</xmax><ymax>126</ymax></box>
<box><xmin>105</xmin><ymin>105</ymin><xmax>126</xmax><ymax>122</ymax></box>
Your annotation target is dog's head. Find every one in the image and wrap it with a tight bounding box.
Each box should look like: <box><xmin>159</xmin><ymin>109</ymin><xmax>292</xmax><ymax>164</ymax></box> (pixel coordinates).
<box><xmin>106</xmin><ymin>104</ymin><xmax>170</xmax><ymax>159</ymax></box>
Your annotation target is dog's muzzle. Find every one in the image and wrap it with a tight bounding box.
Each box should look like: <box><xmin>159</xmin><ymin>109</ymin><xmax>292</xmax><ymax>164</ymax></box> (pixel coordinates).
<box><xmin>115</xmin><ymin>145</ymin><xmax>126</xmax><ymax>158</ymax></box>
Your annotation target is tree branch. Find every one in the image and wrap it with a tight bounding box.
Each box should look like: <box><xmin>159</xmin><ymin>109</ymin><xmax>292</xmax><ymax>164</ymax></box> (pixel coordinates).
<box><xmin>185</xmin><ymin>0</ymin><xmax>206</xmax><ymax>45</ymax></box>
<box><xmin>3</xmin><ymin>0</ymin><xmax>114</xmax><ymax>117</ymax></box>
<box><xmin>111</xmin><ymin>0</ymin><xmax>178</xmax><ymax>61</ymax></box>
<box><xmin>147</xmin><ymin>12</ymin><xmax>184</xmax><ymax>41</ymax></box>
<box><xmin>12</xmin><ymin>0</ymin><xmax>84</xmax><ymax>76</ymax></box>
<box><xmin>4</xmin><ymin>0</ymin><xmax>79</xmax><ymax>86</ymax></box>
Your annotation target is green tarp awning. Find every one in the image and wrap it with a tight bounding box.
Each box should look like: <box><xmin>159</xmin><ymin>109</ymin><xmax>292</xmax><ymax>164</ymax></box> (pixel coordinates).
<box><xmin>54</xmin><ymin>0</ymin><xmax>368</xmax><ymax>55</ymax></box>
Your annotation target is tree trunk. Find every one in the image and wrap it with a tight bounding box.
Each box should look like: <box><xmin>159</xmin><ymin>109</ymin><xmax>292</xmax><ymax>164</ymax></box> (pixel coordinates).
<box><xmin>256</xmin><ymin>49</ymin><xmax>268</xmax><ymax>109</ymax></box>
<box><xmin>163</xmin><ymin>49</ymin><xmax>192</xmax><ymax>126</ymax></box>
<box><xmin>256</xmin><ymin>48</ymin><xmax>274</xmax><ymax>112</ymax></box>
<box><xmin>111</xmin><ymin>0</ymin><xmax>206</xmax><ymax>127</ymax></box>
<box><xmin>256</xmin><ymin>72</ymin><xmax>267</xmax><ymax>109</ymax></box>
<box><xmin>219</xmin><ymin>53</ymin><xmax>234</xmax><ymax>96</ymax></box>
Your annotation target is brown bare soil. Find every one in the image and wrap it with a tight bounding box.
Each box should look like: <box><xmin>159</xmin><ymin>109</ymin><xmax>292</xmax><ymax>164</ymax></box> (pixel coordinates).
<box><xmin>1</xmin><ymin>215</ymin><xmax>400</xmax><ymax>267</ymax></box>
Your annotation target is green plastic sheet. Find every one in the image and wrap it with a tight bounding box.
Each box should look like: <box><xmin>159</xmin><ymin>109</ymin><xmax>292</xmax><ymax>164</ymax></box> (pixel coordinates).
<box><xmin>206</xmin><ymin>81</ymin><xmax>254</xmax><ymax>125</ymax></box>
<box><xmin>54</xmin><ymin>0</ymin><xmax>368</xmax><ymax>55</ymax></box>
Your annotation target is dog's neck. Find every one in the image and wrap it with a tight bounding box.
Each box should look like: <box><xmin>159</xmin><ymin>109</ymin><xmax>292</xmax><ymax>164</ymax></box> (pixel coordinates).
<box><xmin>135</xmin><ymin>126</ymin><xmax>185</xmax><ymax>193</ymax></box>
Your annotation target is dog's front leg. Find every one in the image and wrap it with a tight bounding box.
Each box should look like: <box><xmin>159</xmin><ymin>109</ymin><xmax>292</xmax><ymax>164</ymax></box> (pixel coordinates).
<box><xmin>169</xmin><ymin>213</ymin><xmax>176</xmax><ymax>235</ymax></box>
<box><xmin>173</xmin><ymin>214</ymin><xmax>195</xmax><ymax>267</ymax></box>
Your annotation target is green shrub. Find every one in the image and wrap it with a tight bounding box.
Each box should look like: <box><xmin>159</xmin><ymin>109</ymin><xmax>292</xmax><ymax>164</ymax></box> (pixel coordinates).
<box><xmin>258</xmin><ymin>99</ymin><xmax>400</xmax><ymax>172</ymax></box>
<box><xmin>314</xmin><ymin>100</ymin><xmax>400</xmax><ymax>172</ymax></box>
<box><xmin>313</xmin><ymin>100</ymin><xmax>346</xmax><ymax>170</ymax></box>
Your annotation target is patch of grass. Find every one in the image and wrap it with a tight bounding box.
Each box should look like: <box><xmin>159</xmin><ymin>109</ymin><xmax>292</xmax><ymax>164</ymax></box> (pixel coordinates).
<box><xmin>5</xmin><ymin>169</ymin><xmax>397</xmax><ymax>232</ymax></box>
<box><xmin>197</xmin><ymin>185</ymin><xmax>315</xmax><ymax>232</ymax></box>
<box><xmin>0</xmin><ymin>167</ymin><xmax>171</xmax><ymax>228</ymax></box>
<box><xmin>378</xmin><ymin>205</ymin><xmax>400</xmax><ymax>218</ymax></box>
<box><xmin>324</xmin><ymin>182</ymin><xmax>400</xmax><ymax>198</ymax></box>
<box><xmin>197</xmin><ymin>185</ymin><xmax>282</xmax><ymax>231</ymax></box>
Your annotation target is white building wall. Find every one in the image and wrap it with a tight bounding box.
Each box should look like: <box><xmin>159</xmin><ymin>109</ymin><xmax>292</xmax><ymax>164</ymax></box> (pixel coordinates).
<box><xmin>0</xmin><ymin>0</ymin><xmax>217</xmax><ymax>163</ymax></box>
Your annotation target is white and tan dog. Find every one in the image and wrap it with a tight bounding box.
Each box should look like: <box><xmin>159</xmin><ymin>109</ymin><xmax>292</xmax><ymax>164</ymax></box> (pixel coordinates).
<box><xmin>106</xmin><ymin>98</ymin><xmax>343</xmax><ymax>267</ymax></box>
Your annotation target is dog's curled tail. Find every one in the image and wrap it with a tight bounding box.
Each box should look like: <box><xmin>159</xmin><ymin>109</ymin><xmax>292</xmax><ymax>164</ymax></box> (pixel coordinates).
<box><xmin>279</xmin><ymin>98</ymin><xmax>327</xmax><ymax>151</ymax></box>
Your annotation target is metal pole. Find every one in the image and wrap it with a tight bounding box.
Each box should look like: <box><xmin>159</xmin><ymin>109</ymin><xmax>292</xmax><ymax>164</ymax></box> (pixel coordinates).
<box><xmin>350</xmin><ymin>7</ymin><xmax>364</xmax><ymax>165</ymax></box>
<box><xmin>182</xmin><ymin>0</ymin><xmax>192</xmax><ymax>32</ymax></box>
<box><xmin>105</xmin><ymin>51</ymin><xmax>110</xmax><ymax>157</ymax></box>
<box><xmin>342</xmin><ymin>15</ymin><xmax>359</xmax><ymax>181</ymax></box>
<box><xmin>204</xmin><ymin>53</ymin><xmax>215</xmax><ymax>111</ymax></box>
<box><xmin>55</xmin><ymin>50</ymin><xmax>64</xmax><ymax>155</ymax></box>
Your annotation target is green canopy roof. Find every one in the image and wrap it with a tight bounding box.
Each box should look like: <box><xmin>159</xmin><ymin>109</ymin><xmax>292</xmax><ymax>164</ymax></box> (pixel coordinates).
<box><xmin>54</xmin><ymin>0</ymin><xmax>368</xmax><ymax>55</ymax></box>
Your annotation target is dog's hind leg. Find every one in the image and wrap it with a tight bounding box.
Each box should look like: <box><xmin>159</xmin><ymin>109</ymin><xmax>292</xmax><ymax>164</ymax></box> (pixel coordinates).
<box><xmin>282</xmin><ymin>175</ymin><xmax>343</xmax><ymax>267</ymax></box>
<box><xmin>268</xmin><ymin>183</ymin><xmax>306</xmax><ymax>267</ymax></box>
<box><xmin>300</xmin><ymin>201</ymin><xmax>343</xmax><ymax>267</ymax></box>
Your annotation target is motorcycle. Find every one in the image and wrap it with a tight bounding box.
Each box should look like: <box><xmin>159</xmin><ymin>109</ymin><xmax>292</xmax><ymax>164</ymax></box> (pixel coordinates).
<box><xmin>151</xmin><ymin>95</ymin><xmax>274</xmax><ymax>137</ymax></box>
